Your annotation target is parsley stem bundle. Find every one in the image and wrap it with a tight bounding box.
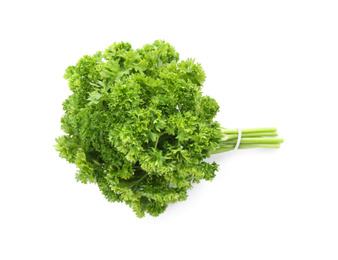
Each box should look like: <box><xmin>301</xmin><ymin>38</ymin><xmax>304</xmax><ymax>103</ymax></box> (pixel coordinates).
<box><xmin>211</xmin><ymin>127</ymin><xmax>283</xmax><ymax>154</ymax></box>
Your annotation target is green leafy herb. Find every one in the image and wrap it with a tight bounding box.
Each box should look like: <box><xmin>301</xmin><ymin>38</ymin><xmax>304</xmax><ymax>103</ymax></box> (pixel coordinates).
<box><xmin>55</xmin><ymin>40</ymin><xmax>283</xmax><ymax>217</ymax></box>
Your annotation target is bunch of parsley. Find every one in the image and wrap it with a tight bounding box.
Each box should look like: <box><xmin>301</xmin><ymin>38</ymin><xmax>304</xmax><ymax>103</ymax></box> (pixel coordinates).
<box><xmin>55</xmin><ymin>40</ymin><xmax>283</xmax><ymax>217</ymax></box>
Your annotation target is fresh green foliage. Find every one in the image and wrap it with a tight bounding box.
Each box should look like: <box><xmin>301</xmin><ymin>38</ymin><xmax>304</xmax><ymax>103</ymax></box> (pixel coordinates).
<box><xmin>55</xmin><ymin>40</ymin><xmax>223</xmax><ymax>217</ymax></box>
<box><xmin>55</xmin><ymin>40</ymin><xmax>284</xmax><ymax>217</ymax></box>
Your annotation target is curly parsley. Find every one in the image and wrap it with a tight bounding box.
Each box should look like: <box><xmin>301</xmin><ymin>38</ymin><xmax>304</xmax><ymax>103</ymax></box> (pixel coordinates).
<box><xmin>55</xmin><ymin>40</ymin><xmax>283</xmax><ymax>217</ymax></box>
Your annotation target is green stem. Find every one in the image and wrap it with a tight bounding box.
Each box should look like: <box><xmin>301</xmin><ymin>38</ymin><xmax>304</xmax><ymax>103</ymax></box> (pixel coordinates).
<box><xmin>222</xmin><ymin>137</ymin><xmax>284</xmax><ymax>144</ymax></box>
<box><xmin>211</xmin><ymin>144</ymin><xmax>281</xmax><ymax>154</ymax></box>
<box><xmin>154</xmin><ymin>133</ymin><xmax>165</xmax><ymax>149</ymax></box>
<box><xmin>211</xmin><ymin>127</ymin><xmax>283</xmax><ymax>155</ymax></box>
<box><xmin>221</xmin><ymin>127</ymin><xmax>277</xmax><ymax>134</ymax></box>
<box><xmin>155</xmin><ymin>136</ymin><xmax>159</xmax><ymax>149</ymax></box>
<box><xmin>137</xmin><ymin>173</ymin><xmax>148</xmax><ymax>183</ymax></box>
<box><xmin>224</xmin><ymin>132</ymin><xmax>278</xmax><ymax>140</ymax></box>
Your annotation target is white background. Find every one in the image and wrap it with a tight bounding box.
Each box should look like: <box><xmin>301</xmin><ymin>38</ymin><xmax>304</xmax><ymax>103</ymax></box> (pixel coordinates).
<box><xmin>1</xmin><ymin>1</ymin><xmax>337</xmax><ymax>259</ymax></box>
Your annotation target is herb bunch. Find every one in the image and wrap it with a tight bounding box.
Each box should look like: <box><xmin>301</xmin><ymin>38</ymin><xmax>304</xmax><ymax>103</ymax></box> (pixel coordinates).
<box><xmin>55</xmin><ymin>40</ymin><xmax>283</xmax><ymax>217</ymax></box>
